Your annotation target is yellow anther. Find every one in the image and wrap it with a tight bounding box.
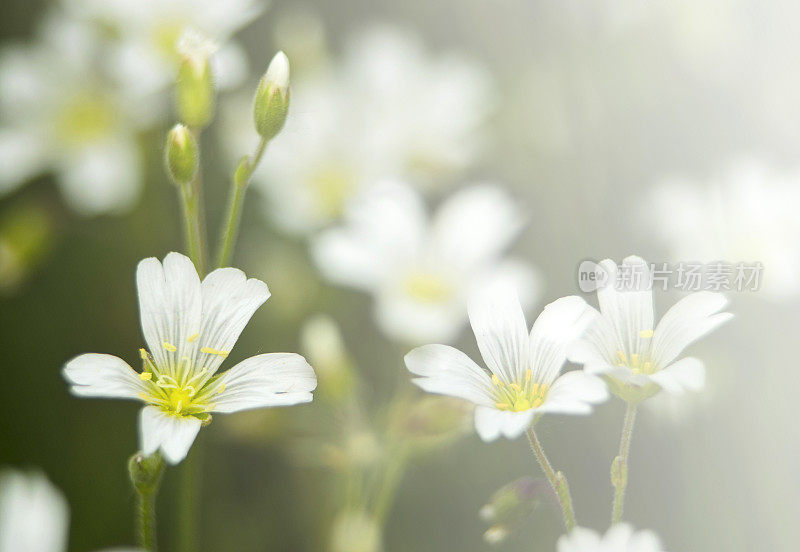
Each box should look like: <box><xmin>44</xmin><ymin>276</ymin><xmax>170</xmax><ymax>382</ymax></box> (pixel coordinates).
<box><xmin>509</xmin><ymin>383</ymin><xmax>523</xmax><ymax>392</ymax></box>
<box><xmin>138</xmin><ymin>392</ymin><xmax>149</xmax><ymax>401</ymax></box>
<box><xmin>639</xmin><ymin>329</ymin><xmax>654</xmax><ymax>338</ymax></box>
<box><xmin>491</xmin><ymin>374</ymin><xmax>502</xmax><ymax>386</ymax></box>
<box><xmin>139</xmin><ymin>348</ymin><xmax>149</xmax><ymax>360</ymax></box>
<box><xmin>617</xmin><ymin>350</ymin><xmax>628</xmax><ymax>364</ymax></box>
<box><xmin>140</xmin><ymin>372</ymin><xmax>152</xmax><ymax>381</ymax></box>
<box><xmin>187</xmin><ymin>333</ymin><xmax>199</xmax><ymax>343</ymax></box>
<box><xmin>200</xmin><ymin>347</ymin><xmax>229</xmax><ymax>356</ymax></box>
<box><xmin>175</xmin><ymin>400</ymin><xmax>182</xmax><ymax>414</ymax></box>
<box><xmin>163</xmin><ymin>342</ymin><xmax>177</xmax><ymax>352</ymax></box>
<box><xmin>495</xmin><ymin>402</ymin><xmax>510</xmax><ymax>410</ymax></box>
<box><xmin>643</xmin><ymin>362</ymin><xmax>652</xmax><ymax>373</ymax></box>
<box><xmin>631</xmin><ymin>353</ymin><xmax>639</xmax><ymax>365</ymax></box>
<box><xmin>218</xmin><ymin>383</ymin><xmax>226</xmax><ymax>393</ymax></box>
<box><xmin>525</xmin><ymin>369</ymin><xmax>532</xmax><ymax>381</ymax></box>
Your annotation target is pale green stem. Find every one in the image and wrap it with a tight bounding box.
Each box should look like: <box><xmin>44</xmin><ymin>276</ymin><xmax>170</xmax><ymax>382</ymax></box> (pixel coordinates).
<box><xmin>525</xmin><ymin>426</ymin><xmax>576</xmax><ymax>531</ymax></box>
<box><xmin>611</xmin><ymin>402</ymin><xmax>638</xmax><ymax>523</ymax></box>
<box><xmin>178</xmin><ymin>128</ymin><xmax>208</xmax><ymax>275</ymax></box>
<box><xmin>216</xmin><ymin>137</ymin><xmax>268</xmax><ymax>268</ymax></box>
<box><xmin>129</xmin><ymin>453</ymin><xmax>165</xmax><ymax>552</ymax></box>
<box><xmin>177</xmin><ymin>448</ymin><xmax>199</xmax><ymax>552</ymax></box>
<box><xmin>372</xmin><ymin>448</ymin><xmax>408</xmax><ymax>525</ymax></box>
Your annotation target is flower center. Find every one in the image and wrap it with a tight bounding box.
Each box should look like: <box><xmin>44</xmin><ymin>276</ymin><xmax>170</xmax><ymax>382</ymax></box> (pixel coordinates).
<box><xmin>55</xmin><ymin>92</ymin><xmax>116</xmax><ymax>146</ymax></box>
<box><xmin>616</xmin><ymin>350</ymin><xmax>656</xmax><ymax>375</ymax></box>
<box><xmin>309</xmin><ymin>163</ymin><xmax>355</xmax><ymax>218</ymax></box>
<box><xmin>402</xmin><ymin>271</ymin><xmax>452</xmax><ymax>303</ymax></box>
<box><xmin>492</xmin><ymin>372</ymin><xmax>548</xmax><ymax>412</ymax></box>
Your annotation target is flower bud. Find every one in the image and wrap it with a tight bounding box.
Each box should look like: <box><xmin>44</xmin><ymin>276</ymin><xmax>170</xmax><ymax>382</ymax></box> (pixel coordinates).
<box><xmin>175</xmin><ymin>28</ymin><xmax>216</xmax><ymax>128</ymax></box>
<box><xmin>253</xmin><ymin>51</ymin><xmax>290</xmax><ymax>140</ymax></box>
<box><xmin>128</xmin><ymin>452</ymin><xmax>164</xmax><ymax>495</ymax></box>
<box><xmin>481</xmin><ymin>477</ymin><xmax>553</xmax><ymax>545</ymax></box>
<box><xmin>165</xmin><ymin>124</ymin><xmax>198</xmax><ymax>185</ymax></box>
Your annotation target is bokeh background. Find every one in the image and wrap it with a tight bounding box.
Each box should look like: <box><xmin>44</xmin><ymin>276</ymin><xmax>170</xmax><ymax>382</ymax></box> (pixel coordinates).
<box><xmin>1</xmin><ymin>0</ymin><xmax>799</xmax><ymax>550</ymax></box>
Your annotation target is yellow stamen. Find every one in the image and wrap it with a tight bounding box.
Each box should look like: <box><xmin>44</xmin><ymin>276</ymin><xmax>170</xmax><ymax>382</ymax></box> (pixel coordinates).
<box><xmin>175</xmin><ymin>400</ymin><xmax>182</xmax><ymax>414</ymax></box>
<box><xmin>138</xmin><ymin>392</ymin><xmax>149</xmax><ymax>401</ymax></box>
<box><xmin>617</xmin><ymin>350</ymin><xmax>628</xmax><ymax>364</ymax></box>
<box><xmin>525</xmin><ymin>369</ymin><xmax>532</xmax><ymax>381</ymax></box>
<box><xmin>491</xmin><ymin>374</ymin><xmax>502</xmax><ymax>386</ymax></box>
<box><xmin>139</xmin><ymin>348</ymin><xmax>149</xmax><ymax>360</ymax></box>
<box><xmin>218</xmin><ymin>383</ymin><xmax>226</xmax><ymax>393</ymax></box>
<box><xmin>140</xmin><ymin>372</ymin><xmax>152</xmax><ymax>381</ymax></box>
<box><xmin>163</xmin><ymin>342</ymin><xmax>177</xmax><ymax>352</ymax></box>
<box><xmin>200</xmin><ymin>347</ymin><xmax>229</xmax><ymax>356</ymax></box>
<box><xmin>187</xmin><ymin>333</ymin><xmax>199</xmax><ymax>343</ymax></box>
<box><xmin>509</xmin><ymin>383</ymin><xmax>522</xmax><ymax>392</ymax></box>
<box><xmin>631</xmin><ymin>353</ymin><xmax>639</xmax><ymax>365</ymax></box>
<box><xmin>639</xmin><ymin>329</ymin><xmax>654</xmax><ymax>338</ymax></box>
<box><xmin>495</xmin><ymin>402</ymin><xmax>510</xmax><ymax>409</ymax></box>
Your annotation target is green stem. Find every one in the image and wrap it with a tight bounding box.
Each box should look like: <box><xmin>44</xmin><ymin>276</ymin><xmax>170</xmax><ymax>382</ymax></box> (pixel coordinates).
<box><xmin>216</xmin><ymin>137</ymin><xmax>268</xmax><ymax>268</ymax></box>
<box><xmin>177</xmin><ymin>447</ymin><xmax>199</xmax><ymax>552</ymax></box>
<box><xmin>611</xmin><ymin>402</ymin><xmax>638</xmax><ymax>524</ymax></box>
<box><xmin>372</xmin><ymin>448</ymin><xmax>408</xmax><ymax>524</ymax></box>
<box><xmin>525</xmin><ymin>426</ymin><xmax>576</xmax><ymax>531</ymax></box>
<box><xmin>178</xmin><ymin>127</ymin><xmax>208</xmax><ymax>276</ymax></box>
<box><xmin>129</xmin><ymin>453</ymin><xmax>165</xmax><ymax>552</ymax></box>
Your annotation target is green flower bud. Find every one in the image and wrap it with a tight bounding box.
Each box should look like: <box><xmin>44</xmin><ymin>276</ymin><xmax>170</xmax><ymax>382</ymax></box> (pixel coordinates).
<box><xmin>128</xmin><ymin>452</ymin><xmax>164</xmax><ymax>495</ymax></box>
<box><xmin>165</xmin><ymin>124</ymin><xmax>198</xmax><ymax>185</ymax></box>
<box><xmin>481</xmin><ymin>477</ymin><xmax>554</xmax><ymax>545</ymax></box>
<box><xmin>253</xmin><ymin>51</ymin><xmax>290</xmax><ymax>140</ymax></box>
<box><xmin>175</xmin><ymin>29</ymin><xmax>216</xmax><ymax>128</ymax></box>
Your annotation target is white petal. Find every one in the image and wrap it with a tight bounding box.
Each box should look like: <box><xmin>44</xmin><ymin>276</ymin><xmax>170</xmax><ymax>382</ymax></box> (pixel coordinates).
<box><xmin>431</xmin><ymin>184</ymin><xmax>524</xmax><ymax>270</ymax></box>
<box><xmin>194</xmin><ymin>267</ymin><xmax>270</xmax><ymax>374</ymax></box>
<box><xmin>214</xmin><ymin>42</ymin><xmax>249</xmax><ymax>90</ymax></box>
<box><xmin>139</xmin><ymin>406</ymin><xmax>201</xmax><ymax>465</ymax></box>
<box><xmin>0</xmin><ymin>470</ymin><xmax>69</xmax><ymax>552</ymax></box>
<box><xmin>596</xmin><ymin>256</ymin><xmax>654</xmax><ymax>357</ymax></box>
<box><xmin>557</xmin><ymin>526</ymin><xmax>602</xmax><ymax>552</ymax></box>
<box><xmin>62</xmin><ymin>353</ymin><xmax>145</xmax><ymax>400</ymax></box>
<box><xmin>529</xmin><ymin>296</ymin><xmax>594</xmax><ymax>385</ymax></box>
<box><xmin>540</xmin><ymin>370</ymin><xmax>608</xmax><ymax>414</ymax></box>
<box><xmin>406</xmin><ymin>344</ymin><xmax>494</xmax><ymax>406</ymax></box>
<box><xmin>649</xmin><ymin>357</ymin><xmax>706</xmax><ymax>394</ymax></box>
<box><xmin>604</xmin><ymin>523</ymin><xmax>636</xmax><ymax>547</ymax></box>
<box><xmin>374</xmin><ymin>286</ymin><xmax>464</xmax><ymax>344</ymax></box>
<box><xmin>311</xmin><ymin>228</ymin><xmax>392</xmax><ymax>290</ymax></box>
<box><xmin>471</xmin><ymin>259</ymin><xmax>541</xmax><ymax>313</ymax></box>
<box><xmin>213</xmin><ymin>353</ymin><xmax>317</xmax><ymax>413</ymax></box>
<box><xmin>467</xmin><ymin>284</ymin><xmax>529</xmax><ymax>382</ymax></box>
<box><xmin>57</xmin><ymin>138</ymin><xmax>142</xmax><ymax>215</ymax></box>
<box><xmin>136</xmin><ymin>253</ymin><xmax>202</xmax><ymax>374</ymax></box>
<box><xmin>473</xmin><ymin>406</ymin><xmax>533</xmax><ymax>442</ymax></box>
<box><xmin>650</xmin><ymin>291</ymin><xmax>732</xmax><ymax>368</ymax></box>
<box><xmin>0</xmin><ymin>128</ymin><xmax>47</xmax><ymax>194</ymax></box>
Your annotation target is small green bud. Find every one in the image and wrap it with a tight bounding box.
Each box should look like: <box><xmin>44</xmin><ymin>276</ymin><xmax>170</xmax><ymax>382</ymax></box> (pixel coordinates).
<box><xmin>481</xmin><ymin>477</ymin><xmax>555</xmax><ymax>545</ymax></box>
<box><xmin>253</xmin><ymin>51</ymin><xmax>290</xmax><ymax>140</ymax></box>
<box><xmin>165</xmin><ymin>124</ymin><xmax>198</xmax><ymax>185</ymax></box>
<box><xmin>175</xmin><ymin>29</ymin><xmax>217</xmax><ymax>128</ymax></box>
<box><xmin>128</xmin><ymin>452</ymin><xmax>164</xmax><ymax>495</ymax></box>
<box><xmin>234</xmin><ymin>156</ymin><xmax>252</xmax><ymax>187</ymax></box>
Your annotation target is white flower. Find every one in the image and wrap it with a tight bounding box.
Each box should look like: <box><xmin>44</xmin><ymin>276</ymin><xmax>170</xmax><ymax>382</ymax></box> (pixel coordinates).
<box><xmin>569</xmin><ymin>256</ymin><xmax>732</xmax><ymax>399</ymax></box>
<box><xmin>0</xmin><ymin>469</ymin><xmax>139</xmax><ymax>552</ymax></box>
<box><xmin>646</xmin><ymin>159</ymin><xmax>800</xmax><ymax>299</ymax></box>
<box><xmin>313</xmin><ymin>181</ymin><xmax>539</xmax><ymax>344</ymax></box>
<box><xmin>63</xmin><ymin>252</ymin><xmax>317</xmax><ymax>464</ymax></box>
<box><xmin>0</xmin><ymin>15</ymin><xmax>144</xmax><ymax>215</ymax></box>
<box><xmin>64</xmin><ymin>0</ymin><xmax>261</xmax><ymax>96</ymax></box>
<box><xmin>557</xmin><ymin>524</ymin><xmax>666</xmax><ymax>552</ymax></box>
<box><xmin>221</xmin><ymin>24</ymin><xmax>493</xmax><ymax>235</ymax></box>
<box><xmin>405</xmin><ymin>285</ymin><xmax>608</xmax><ymax>442</ymax></box>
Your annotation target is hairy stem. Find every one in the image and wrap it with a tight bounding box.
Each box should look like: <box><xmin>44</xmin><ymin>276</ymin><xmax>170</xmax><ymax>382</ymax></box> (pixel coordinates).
<box><xmin>216</xmin><ymin>137</ymin><xmax>268</xmax><ymax>268</ymax></box>
<box><xmin>525</xmin><ymin>426</ymin><xmax>576</xmax><ymax>531</ymax></box>
<box><xmin>177</xmin><ymin>447</ymin><xmax>199</xmax><ymax>552</ymax></box>
<box><xmin>178</xmin><ymin>128</ymin><xmax>208</xmax><ymax>276</ymax></box>
<box><xmin>129</xmin><ymin>453</ymin><xmax>164</xmax><ymax>552</ymax></box>
<box><xmin>611</xmin><ymin>402</ymin><xmax>638</xmax><ymax>523</ymax></box>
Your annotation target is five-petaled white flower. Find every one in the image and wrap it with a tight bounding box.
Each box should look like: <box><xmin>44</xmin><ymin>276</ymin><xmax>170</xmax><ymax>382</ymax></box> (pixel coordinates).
<box><xmin>569</xmin><ymin>256</ymin><xmax>732</xmax><ymax>400</ymax></box>
<box><xmin>557</xmin><ymin>524</ymin><xmax>666</xmax><ymax>552</ymax></box>
<box><xmin>405</xmin><ymin>285</ymin><xmax>607</xmax><ymax>441</ymax></box>
<box><xmin>63</xmin><ymin>252</ymin><xmax>317</xmax><ymax>464</ymax></box>
<box><xmin>313</xmin><ymin>180</ymin><xmax>539</xmax><ymax>344</ymax></box>
<box><xmin>0</xmin><ymin>469</ymin><xmax>139</xmax><ymax>552</ymax></box>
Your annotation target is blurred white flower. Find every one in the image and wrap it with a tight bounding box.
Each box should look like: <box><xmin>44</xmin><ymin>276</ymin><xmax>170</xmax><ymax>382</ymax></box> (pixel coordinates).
<box><xmin>0</xmin><ymin>15</ymin><xmax>144</xmax><ymax>215</ymax></box>
<box><xmin>65</xmin><ymin>0</ymin><xmax>262</xmax><ymax>96</ymax></box>
<box><xmin>569</xmin><ymin>256</ymin><xmax>732</xmax><ymax>399</ymax></box>
<box><xmin>557</xmin><ymin>524</ymin><xmax>666</xmax><ymax>552</ymax></box>
<box><xmin>63</xmin><ymin>252</ymin><xmax>316</xmax><ymax>464</ymax></box>
<box><xmin>222</xmin><ymin>24</ymin><xmax>493</xmax><ymax>235</ymax></box>
<box><xmin>313</xmin><ymin>181</ymin><xmax>539</xmax><ymax>344</ymax></box>
<box><xmin>0</xmin><ymin>469</ymin><xmax>139</xmax><ymax>552</ymax></box>
<box><xmin>646</xmin><ymin>159</ymin><xmax>800</xmax><ymax>299</ymax></box>
<box><xmin>405</xmin><ymin>286</ymin><xmax>607</xmax><ymax>442</ymax></box>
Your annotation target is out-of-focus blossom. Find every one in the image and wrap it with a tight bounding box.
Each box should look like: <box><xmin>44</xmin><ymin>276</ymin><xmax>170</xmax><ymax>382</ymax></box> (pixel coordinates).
<box><xmin>330</xmin><ymin>510</ymin><xmax>382</xmax><ymax>552</ymax></box>
<box><xmin>480</xmin><ymin>477</ymin><xmax>553</xmax><ymax>545</ymax></box>
<box><xmin>0</xmin><ymin>16</ymin><xmax>144</xmax><ymax>215</ymax></box>
<box><xmin>557</xmin><ymin>524</ymin><xmax>666</xmax><ymax>552</ymax></box>
<box><xmin>405</xmin><ymin>286</ymin><xmax>607</xmax><ymax>442</ymax></box>
<box><xmin>63</xmin><ymin>252</ymin><xmax>317</xmax><ymax>464</ymax></box>
<box><xmin>646</xmin><ymin>160</ymin><xmax>800</xmax><ymax>299</ymax></box>
<box><xmin>300</xmin><ymin>314</ymin><xmax>356</xmax><ymax>403</ymax></box>
<box><xmin>569</xmin><ymin>256</ymin><xmax>732</xmax><ymax>402</ymax></box>
<box><xmin>313</xmin><ymin>181</ymin><xmax>539</xmax><ymax>344</ymax></box>
<box><xmin>0</xmin><ymin>469</ymin><xmax>139</xmax><ymax>552</ymax></box>
<box><xmin>0</xmin><ymin>201</ymin><xmax>53</xmax><ymax>294</ymax></box>
<box><xmin>65</xmin><ymin>0</ymin><xmax>262</xmax><ymax>97</ymax></box>
<box><xmin>222</xmin><ymin>25</ymin><xmax>493</xmax><ymax>235</ymax></box>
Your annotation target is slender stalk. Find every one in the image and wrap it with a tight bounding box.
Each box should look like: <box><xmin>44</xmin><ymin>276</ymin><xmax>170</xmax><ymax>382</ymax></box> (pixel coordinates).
<box><xmin>611</xmin><ymin>402</ymin><xmax>638</xmax><ymax>523</ymax></box>
<box><xmin>525</xmin><ymin>427</ymin><xmax>576</xmax><ymax>531</ymax></box>
<box><xmin>129</xmin><ymin>453</ymin><xmax>165</xmax><ymax>552</ymax></box>
<box><xmin>216</xmin><ymin>137</ymin><xmax>268</xmax><ymax>268</ymax></box>
<box><xmin>176</xmin><ymin>127</ymin><xmax>208</xmax><ymax>276</ymax></box>
<box><xmin>177</xmin><ymin>447</ymin><xmax>199</xmax><ymax>552</ymax></box>
<box><xmin>372</xmin><ymin>449</ymin><xmax>408</xmax><ymax>524</ymax></box>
